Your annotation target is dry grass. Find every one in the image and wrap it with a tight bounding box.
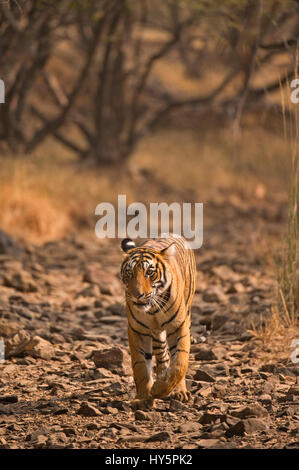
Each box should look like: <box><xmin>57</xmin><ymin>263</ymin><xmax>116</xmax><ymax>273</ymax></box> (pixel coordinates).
<box><xmin>0</xmin><ymin>157</ymin><xmax>69</xmax><ymax>244</ymax></box>
<box><xmin>0</xmin><ymin>152</ymin><xmax>123</xmax><ymax>244</ymax></box>
<box><xmin>275</xmin><ymin>65</ymin><xmax>299</xmax><ymax>324</ymax></box>
<box><xmin>133</xmin><ymin>125</ymin><xmax>289</xmax><ymax>197</ymax></box>
<box><xmin>248</xmin><ymin>303</ymin><xmax>299</xmax><ymax>363</ymax></box>
<box><xmin>248</xmin><ymin>59</ymin><xmax>299</xmax><ymax>346</ymax></box>
<box><xmin>249</xmin><ymin>301</ymin><xmax>298</xmax><ymax>343</ymax></box>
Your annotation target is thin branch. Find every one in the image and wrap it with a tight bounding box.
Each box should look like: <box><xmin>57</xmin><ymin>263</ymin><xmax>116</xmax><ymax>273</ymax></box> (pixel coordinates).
<box><xmin>260</xmin><ymin>37</ymin><xmax>299</xmax><ymax>50</ymax></box>
<box><xmin>248</xmin><ymin>68</ymin><xmax>295</xmax><ymax>99</ymax></box>
<box><xmin>41</xmin><ymin>71</ymin><xmax>68</xmax><ymax>108</ymax></box>
<box><xmin>0</xmin><ymin>3</ymin><xmax>21</xmax><ymax>31</ymax></box>
<box><xmin>31</xmin><ymin>105</ymin><xmax>87</xmax><ymax>155</ymax></box>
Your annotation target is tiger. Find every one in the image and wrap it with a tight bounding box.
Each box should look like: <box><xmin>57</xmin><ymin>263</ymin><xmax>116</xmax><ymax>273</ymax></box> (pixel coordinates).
<box><xmin>120</xmin><ymin>234</ymin><xmax>196</xmax><ymax>410</ymax></box>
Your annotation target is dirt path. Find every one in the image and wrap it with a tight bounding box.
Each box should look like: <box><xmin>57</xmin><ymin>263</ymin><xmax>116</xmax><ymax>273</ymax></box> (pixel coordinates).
<box><xmin>0</xmin><ymin>195</ymin><xmax>298</xmax><ymax>449</ymax></box>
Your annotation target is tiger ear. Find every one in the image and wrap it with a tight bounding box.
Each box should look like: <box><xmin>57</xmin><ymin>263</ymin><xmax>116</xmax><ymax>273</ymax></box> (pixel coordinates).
<box><xmin>121</xmin><ymin>238</ymin><xmax>136</xmax><ymax>254</ymax></box>
<box><xmin>160</xmin><ymin>242</ymin><xmax>176</xmax><ymax>258</ymax></box>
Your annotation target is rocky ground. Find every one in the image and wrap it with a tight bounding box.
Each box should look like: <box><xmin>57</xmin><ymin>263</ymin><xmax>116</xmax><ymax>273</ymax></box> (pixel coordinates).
<box><xmin>0</xmin><ymin>194</ymin><xmax>298</xmax><ymax>449</ymax></box>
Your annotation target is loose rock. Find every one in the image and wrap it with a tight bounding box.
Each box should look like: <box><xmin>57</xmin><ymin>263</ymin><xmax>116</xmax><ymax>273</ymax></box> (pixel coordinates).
<box><xmin>226</xmin><ymin>418</ymin><xmax>269</xmax><ymax>437</ymax></box>
<box><xmin>92</xmin><ymin>346</ymin><xmax>131</xmax><ymax>375</ymax></box>
<box><xmin>77</xmin><ymin>403</ymin><xmax>102</xmax><ymax>417</ymax></box>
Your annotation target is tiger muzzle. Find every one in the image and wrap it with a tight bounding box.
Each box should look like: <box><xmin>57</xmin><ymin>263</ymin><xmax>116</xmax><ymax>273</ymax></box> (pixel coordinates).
<box><xmin>132</xmin><ymin>292</ymin><xmax>152</xmax><ymax>306</ymax></box>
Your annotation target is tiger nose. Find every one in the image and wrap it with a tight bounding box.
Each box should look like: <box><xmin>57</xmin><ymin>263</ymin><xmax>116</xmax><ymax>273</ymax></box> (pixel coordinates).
<box><xmin>135</xmin><ymin>292</ymin><xmax>145</xmax><ymax>300</ymax></box>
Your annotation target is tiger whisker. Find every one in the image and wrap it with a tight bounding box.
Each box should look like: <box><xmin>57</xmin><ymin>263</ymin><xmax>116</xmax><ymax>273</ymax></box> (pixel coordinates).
<box><xmin>151</xmin><ymin>296</ymin><xmax>168</xmax><ymax>314</ymax></box>
<box><xmin>154</xmin><ymin>294</ymin><xmax>169</xmax><ymax>309</ymax></box>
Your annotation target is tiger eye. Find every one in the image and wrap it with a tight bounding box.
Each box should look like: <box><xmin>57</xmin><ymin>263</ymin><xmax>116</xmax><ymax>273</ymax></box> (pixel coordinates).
<box><xmin>146</xmin><ymin>269</ymin><xmax>155</xmax><ymax>277</ymax></box>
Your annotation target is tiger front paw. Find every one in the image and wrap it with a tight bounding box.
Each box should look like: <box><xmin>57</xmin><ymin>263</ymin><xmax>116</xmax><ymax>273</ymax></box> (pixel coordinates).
<box><xmin>151</xmin><ymin>378</ymin><xmax>173</xmax><ymax>398</ymax></box>
<box><xmin>131</xmin><ymin>397</ymin><xmax>154</xmax><ymax>411</ymax></box>
<box><xmin>170</xmin><ymin>390</ymin><xmax>191</xmax><ymax>402</ymax></box>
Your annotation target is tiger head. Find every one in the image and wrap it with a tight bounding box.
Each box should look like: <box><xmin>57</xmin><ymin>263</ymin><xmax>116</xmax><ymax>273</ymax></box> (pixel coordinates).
<box><xmin>120</xmin><ymin>238</ymin><xmax>175</xmax><ymax>311</ymax></box>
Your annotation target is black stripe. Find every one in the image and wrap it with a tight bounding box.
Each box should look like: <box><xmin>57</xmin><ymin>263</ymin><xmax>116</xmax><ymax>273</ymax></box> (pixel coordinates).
<box><xmin>170</xmin><ymin>336</ymin><xmax>188</xmax><ymax>353</ymax></box>
<box><xmin>163</xmin><ymin>285</ymin><xmax>171</xmax><ymax>302</ymax></box>
<box><xmin>138</xmin><ymin>253</ymin><xmax>154</xmax><ymax>260</ymax></box>
<box><xmin>171</xmin><ymin>349</ymin><xmax>189</xmax><ymax>358</ymax></box>
<box><xmin>170</xmin><ymin>347</ymin><xmax>189</xmax><ymax>357</ymax></box>
<box><xmin>150</xmin><ymin>286</ymin><xmax>174</xmax><ymax>315</ymax></box>
<box><xmin>144</xmin><ymin>353</ymin><xmax>152</xmax><ymax>360</ymax></box>
<box><xmin>157</xmin><ymin>358</ymin><xmax>169</xmax><ymax>364</ymax></box>
<box><xmin>129</xmin><ymin>323</ymin><xmax>152</xmax><ymax>337</ymax></box>
<box><xmin>128</xmin><ymin>304</ymin><xmax>149</xmax><ymax>330</ymax></box>
<box><xmin>145</xmin><ymin>309</ymin><xmax>157</xmax><ymax>316</ymax></box>
<box><xmin>134</xmin><ymin>347</ymin><xmax>145</xmax><ymax>355</ymax></box>
<box><xmin>151</xmin><ymin>336</ymin><xmax>166</xmax><ymax>344</ymax></box>
<box><xmin>161</xmin><ymin>300</ymin><xmax>182</xmax><ymax>327</ymax></box>
<box><xmin>155</xmin><ymin>350</ymin><xmax>168</xmax><ymax>357</ymax></box>
<box><xmin>185</xmin><ymin>259</ymin><xmax>193</xmax><ymax>306</ymax></box>
<box><xmin>176</xmin><ymin>334</ymin><xmax>187</xmax><ymax>342</ymax></box>
<box><xmin>168</xmin><ymin>317</ymin><xmax>187</xmax><ymax>337</ymax></box>
<box><xmin>160</xmin><ymin>262</ymin><xmax>166</xmax><ymax>283</ymax></box>
<box><xmin>170</xmin><ymin>339</ymin><xmax>189</xmax><ymax>357</ymax></box>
